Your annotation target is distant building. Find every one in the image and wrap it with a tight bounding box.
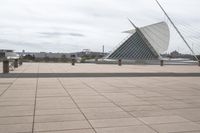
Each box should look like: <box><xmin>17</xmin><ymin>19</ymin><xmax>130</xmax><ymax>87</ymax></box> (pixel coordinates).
<box><xmin>75</xmin><ymin>49</ymin><xmax>108</xmax><ymax>58</ymax></box>
<box><xmin>16</xmin><ymin>50</ymin><xmax>108</xmax><ymax>62</ymax></box>
<box><xmin>34</xmin><ymin>52</ymin><xmax>71</xmax><ymax>59</ymax></box>
<box><xmin>17</xmin><ymin>52</ymin><xmax>71</xmax><ymax>59</ymax></box>
<box><xmin>170</xmin><ymin>50</ymin><xmax>181</xmax><ymax>58</ymax></box>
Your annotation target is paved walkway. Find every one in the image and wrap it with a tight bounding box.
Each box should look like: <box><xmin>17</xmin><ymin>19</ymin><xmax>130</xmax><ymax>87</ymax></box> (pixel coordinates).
<box><xmin>1</xmin><ymin>63</ymin><xmax>200</xmax><ymax>133</ymax></box>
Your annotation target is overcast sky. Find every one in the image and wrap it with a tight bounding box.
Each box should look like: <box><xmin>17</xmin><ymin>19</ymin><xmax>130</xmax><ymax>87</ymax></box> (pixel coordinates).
<box><xmin>0</xmin><ymin>0</ymin><xmax>200</xmax><ymax>54</ymax></box>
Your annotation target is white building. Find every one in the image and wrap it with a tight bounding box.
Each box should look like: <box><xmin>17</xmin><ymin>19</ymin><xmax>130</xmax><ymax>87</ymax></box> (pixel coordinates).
<box><xmin>107</xmin><ymin>21</ymin><xmax>170</xmax><ymax>60</ymax></box>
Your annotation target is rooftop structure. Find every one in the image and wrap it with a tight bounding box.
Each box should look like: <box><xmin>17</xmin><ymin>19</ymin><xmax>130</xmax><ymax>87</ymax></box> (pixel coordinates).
<box><xmin>107</xmin><ymin>21</ymin><xmax>170</xmax><ymax>60</ymax></box>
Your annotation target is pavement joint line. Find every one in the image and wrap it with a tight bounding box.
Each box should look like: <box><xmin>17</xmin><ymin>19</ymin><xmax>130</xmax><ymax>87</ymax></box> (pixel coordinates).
<box><xmin>101</xmin><ymin>78</ymin><xmax>189</xmax><ymax>113</ymax></box>
<box><xmin>31</xmin><ymin>63</ymin><xmax>40</xmax><ymax>133</ymax></box>
<box><xmin>81</xmin><ymin>79</ymin><xmax>160</xmax><ymax>133</ymax></box>
<box><xmin>34</xmin><ymin>106</ymin><xmax>80</xmax><ymax>109</ymax></box>
<box><xmin>101</xmin><ymin>79</ymin><xmax>200</xmax><ymax>130</ymax></box>
<box><xmin>93</xmin><ymin>124</ymin><xmax>155</xmax><ymax>129</ymax></box>
<box><xmin>0</xmin><ymin>122</ymin><xmax>33</xmax><ymax>126</ymax></box>
<box><xmin>57</xmin><ymin>78</ymin><xmax>97</xmax><ymax>133</ymax></box>
<box><xmin>1</xmin><ymin>63</ymin><xmax>200</xmax><ymax>132</ymax></box>
<box><xmin>0</xmin><ymin>77</ymin><xmax>17</xmax><ymax>98</ymax></box>
<box><xmin>29</xmin><ymin>128</ymin><xmax>93</xmax><ymax>133</ymax></box>
<box><xmin>34</xmin><ymin>112</ymin><xmax>81</xmax><ymax>116</ymax></box>
<box><xmin>94</xmin><ymin>124</ymin><xmax>148</xmax><ymax>130</ymax></box>
<box><xmin>0</xmin><ymin>82</ymin><xmax>13</xmax><ymax>85</ymax></box>
<box><xmin>102</xmin><ymin>79</ymin><xmax>171</xmax><ymax>110</ymax></box>
<box><xmin>172</xmin><ymin>130</ymin><xmax>200</xmax><ymax>133</ymax></box>
<box><xmin>0</xmin><ymin>115</ymin><xmax>33</xmax><ymax>118</ymax></box>
<box><xmin>131</xmin><ymin>83</ymin><xmax>198</xmax><ymax>112</ymax></box>
<box><xmin>0</xmin><ymin>63</ymin><xmax>32</xmax><ymax>98</ymax></box>
<box><xmin>0</xmin><ymin>104</ymin><xmax>35</xmax><ymax>107</ymax></box>
<box><xmin>30</xmin><ymin>119</ymin><xmax>88</xmax><ymax>124</ymax></box>
<box><xmin>50</xmin><ymin>65</ymin><xmax>97</xmax><ymax>132</ymax></box>
<box><xmin>148</xmin><ymin>121</ymin><xmax>200</xmax><ymax>126</ymax></box>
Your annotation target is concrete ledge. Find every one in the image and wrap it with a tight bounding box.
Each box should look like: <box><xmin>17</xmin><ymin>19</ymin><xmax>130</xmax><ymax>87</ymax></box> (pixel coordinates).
<box><xmin>1</xmin><ymin>72</ymin><xmax>200</xmax><ymax>78</ymax></box>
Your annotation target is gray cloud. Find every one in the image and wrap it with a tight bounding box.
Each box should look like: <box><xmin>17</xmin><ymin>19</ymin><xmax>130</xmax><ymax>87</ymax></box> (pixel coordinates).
<box><xmin>68</xmin><ymin>33</ymin><xmax>85</xmax><ymax>37</ymax></box>
<box><xmin>39</xmin><ymin>32</ymin><xmax>85</xmax><ymax>37</ymax></box>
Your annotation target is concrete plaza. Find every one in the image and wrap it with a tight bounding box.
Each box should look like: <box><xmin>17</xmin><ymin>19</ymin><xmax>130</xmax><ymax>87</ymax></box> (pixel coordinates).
<box><xmin>0</xmin><ymin>63</ymin><xmax>200</xmax><ymax>133</ymax></box>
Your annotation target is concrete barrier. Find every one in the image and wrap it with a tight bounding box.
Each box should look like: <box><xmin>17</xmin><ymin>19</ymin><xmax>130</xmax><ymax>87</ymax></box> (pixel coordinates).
<box><xmin>95</xmin><ymin>58</ymin><xmax>98</xmax><ymax>64</ymax></box>
<box><xmin>19</xmin><ymin>59</ymin><xmax>23</xmax><ymax>66</ymax></box>
<box><xmin>72</xmin><ymin>59</ymin><xmax>75</xmax><ymax>66</ymax></box>
<box><xmin>160</xmin><ymin>60</ymin><xmax>164</xmax><ymax>66</ymax></box>
<box><xmin>118</xmin><ymin>59</ymin><xmax>122</xmax><ymax>66</ymax></box>
<box><xmin>14</xmin><ymin>59</ymin><xmax>18</xmax><ymax>68</ymax></box>
<box><xmin>3</xmin><ymin>60</ymin><xmax>9</xmax><ymax>73</ymax></box>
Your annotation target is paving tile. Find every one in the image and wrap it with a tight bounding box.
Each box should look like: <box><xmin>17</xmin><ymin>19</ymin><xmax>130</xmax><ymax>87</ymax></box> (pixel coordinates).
<box><xmin>73</xmin><ymin>98</ymin><xmax>109</xmax><ymax>103</ymax></box>
<box><xmin>35</xmin><ymin>129</ymin><xmax>95</xmax><ymax>133</ymax></box>
<box><xmin>81</xmin><ymin>107</ymin><xmax>123</xmax><ymax>113</ymax></box>
<box><xmin>78</xmin><ymin>102</ymin><xmax>116</xmax><ymax>108</ymax></box>
<box><xmin>151</xmin><ymin>122</ymin><xmax>200</xmax><ymax>133</ymax></box>
<box><xmin>35</xmin><ymin>108</ymin><xmax>81</xmax><ymax>115</ymax></box>
<box><xmin>34</xmin><ymin>121</ymin><xmax>91</xmax><ymax>132</ymax></box>
<box><xmin>0</xmin><ymin>116</ymin><xmax>33</xmax><ymax>125</ymax></box>
<box><xmin>83</xmin><ymin>111</ymin><xmax>131</xmax><ymax>120</ymax></box>
<box><xmin>172</xmin><ymin>108</ymin><xmax>200</xmax><ymax>122</ymax></box>
<box><xmin>173</xmin><ymin>131</ymin><xmax>200</xmax><ymax>133</ymax></box>
<box><xmin>90</xmin><ymin>118</ymin><xmax>143</xmax><ymax>128</ymax></box>
<box><xmin>0</xmin><ymin>100</ymin><xmax>34</xmax><ymax>106</ymax></box>
<box><xmin>35</xmin><ymin>114</ymin><xmax>85</xmax><ymax>122</ymax></box>
<box><xmin>0</xmin><ymin>98</ymin><xmax>35</xmax><ymax>102</ymax></box>
<box><xmin>121</xmin><ymin>105</ymin><xmax>162</xmax><ymax>112</ymax></box>
<box><xmin>139</xmin><ymin>115</ymin><xmax>190</xmax><ymax>124</ymax></box>
<box><xmin>130</xmin><ymin>109</ymin><xmax>175</xmax><ymax>117</ymax></box>
<box><xmin>0</xmin><ymin>105</ymin><xmax>34</xmax><ymax>111</ymax></box>
<box><xmin>36</xmin><ymin>103</ymin><xmax>77</xmax><ymax>109</ymax></box>
<box><xmin>95</xmin><ymin>125</ymin><xmax>157</xmax><ymax>133</ymax></box>
<box><xmin>158</xmin><ymin>102</ymin><xmax>195</xmax><ymax>109</ymax></box>
<box><xmin>115</xmin><ymin>100</ymin><xmax>151</xmax><ymax>106</ymax></box>
<box><xmin>0</xmin><ymin>123</ymin><xmax>32</xmax><ymax>133</ymax></box>
<box><xmin>0</xmin><ymin>109</ymin><xmax>33</xmax><ymax>117</ymax></box>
